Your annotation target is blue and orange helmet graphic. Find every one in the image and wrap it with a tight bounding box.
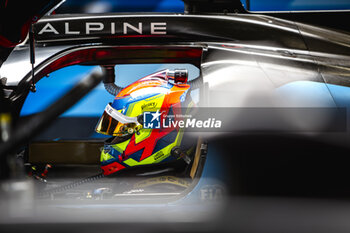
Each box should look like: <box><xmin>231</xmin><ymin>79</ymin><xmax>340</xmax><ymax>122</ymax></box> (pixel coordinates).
<box><xmin>95</xmin><ymin>69</ymin><xmax>192</xmax><ymax>175</ymax></box>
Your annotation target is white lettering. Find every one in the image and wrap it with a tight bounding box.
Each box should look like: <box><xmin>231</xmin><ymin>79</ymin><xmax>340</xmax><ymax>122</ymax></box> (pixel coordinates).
<box><xmin>86</xmin><ymin>22</ymin><xmax>104</xmax><ymax>34</ymax></box>
<box><xmin>200</xmin><ymin>189</ymin><xmax>209</xmax><ymax>200</ymax></box>
<box><xmin>146</xmin><ymin>122</ymin><xmax>154</xmax><ymax>128</ymax></box>
<box><xmin>38</xmin><ymin>23</ymin><xmax>59</xmax><ymax>35</ymax></box>
<box><xmin>186</xmin><ymin>119</ymin><xmax>196</xmax><ymax>127</ymax></box>
<box><xmin>215</xmin><ymin>120</ymin><xmax>222</xmax><ymax>128</ymax></box>
<box><xmin>111</xmin><ymin>22</ymin><xmax>115</xmax><ymax>34</ymax></box>
<box><xmin>39</xmin><ymin>22</ymin><xmax>168</xmax><ymax>36</ymax></box>
<box><xmin>203</xmin><ymin>119</ymin><xmax>210</xmax><ymax>128</ymax></box>
<box><xmin>196</xmin><ymin>120</ymin><xmax>203</xmax><ymax>128</ymax></box>
<box><xmin>178</xmin><ymin>121</ymin><xmax>184</xmax><ymax>128</ymax></box>
<box><xmin>123</xmin><ymin>22</ymin><xmax>142</xmax><ymax>34</ymax></box>
<box><xmin>162</xmin><ymin>118</ymin><xmax>222</xmax><ymax>129</ymax></box>
<box><xmin>151</xmin><ymin>22</ymin><xmax>166</xmax><ymax>34</ymax></box>
<box><xmin>163</xmin><ymin>119</ymin><xmax>170</xmax><ymax>128</ymax></box>
<box><xmin>65</xmin><ymin>22</ymin><xmax>80</xmax><ymax>35</ymax></box>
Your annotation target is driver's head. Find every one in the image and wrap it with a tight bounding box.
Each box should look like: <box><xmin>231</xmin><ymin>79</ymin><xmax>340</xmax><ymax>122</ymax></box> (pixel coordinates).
<box><xmin>95</xmin><ymin>70</ymin><xmax>193</xmax><ymax>175</ymax></box>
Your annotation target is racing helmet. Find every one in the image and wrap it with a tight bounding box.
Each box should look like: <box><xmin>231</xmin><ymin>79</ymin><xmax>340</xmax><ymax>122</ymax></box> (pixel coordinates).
<box><xmin>95</xmin><ymin>69</ymin><xmax>193</xmax><ymax>175</ymax></box>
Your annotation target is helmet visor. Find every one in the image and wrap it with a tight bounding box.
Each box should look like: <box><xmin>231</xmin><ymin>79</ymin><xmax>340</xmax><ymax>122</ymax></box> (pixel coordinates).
<box><xmin>95</xmin><ymin>103</ymin><xmax>139</xmax><ymax>136</ymax></box>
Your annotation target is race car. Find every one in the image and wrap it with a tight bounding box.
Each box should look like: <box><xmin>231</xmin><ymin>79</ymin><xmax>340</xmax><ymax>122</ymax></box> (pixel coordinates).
<box><xmin>1</xmin><ymin>0</ymin><xmax>350</xmax><ymax>232</ymax></box>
